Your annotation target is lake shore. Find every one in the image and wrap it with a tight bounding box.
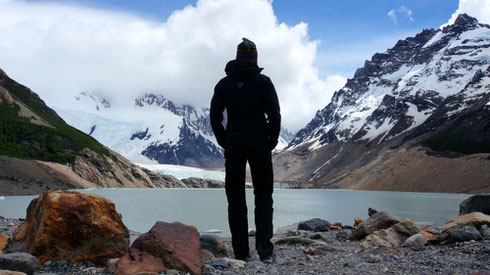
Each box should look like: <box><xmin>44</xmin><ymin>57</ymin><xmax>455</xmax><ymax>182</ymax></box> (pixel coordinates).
<box><xmin>1</xmin><ymin>215</ymin><xmax>489</xmax><ymax>275</ymax></box>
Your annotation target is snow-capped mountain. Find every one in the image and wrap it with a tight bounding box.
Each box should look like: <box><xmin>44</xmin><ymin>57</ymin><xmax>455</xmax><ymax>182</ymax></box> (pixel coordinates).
<box><xmin>275</xmin><ymin>127</ymin><xmax>295</xmax><ymax>151</ymax></box>
<box><xmin>57</xmin><ymin>93</ymin><xmax>224</xmax><ymax>168</ymax></box>
<box><xmin>288</xmin><ymin>14</ymin><xmax>489</xmax><ymax>151</ymax></box>
<box><xmin>57</xmin><ymin>92</ymin><xmax>295</xmax><ymax>168</ymax></box>
<box><xmin>274</xmin><ymin>14</ymin><xmax>490</xmax><ymax>192</ymax></box>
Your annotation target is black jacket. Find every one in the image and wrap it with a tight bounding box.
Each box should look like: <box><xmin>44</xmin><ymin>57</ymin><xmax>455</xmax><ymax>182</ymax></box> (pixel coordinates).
<box><xmin>210</xmin><ymin>59</ymin><xmax>281</xmax><ymax>150</ymax></box>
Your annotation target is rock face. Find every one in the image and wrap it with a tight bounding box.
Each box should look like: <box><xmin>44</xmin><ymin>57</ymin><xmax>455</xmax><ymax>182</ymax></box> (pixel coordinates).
<box><xmin>116</xmin><ymin>221</ymin><xmax>201</xmax><ymax>275</ymax></box>
<box><xmin>355</xmin><ymin>218</ymin><xmax>419</xmax><ymax>252</ymax></box>
<box><xmin>0</xmin><ymin>253</ymin><xmax>36</xmax><ymax>275</ymax></box>
<box><xmin>181</xmin><ymin>177</ymin><xmax>225</xmax><ymax>188</ymax></box>
<box><xmin>441</xmin><ymin>212</ymin><xmax>490</xmax><ymax>232</ymax></box>
<box><xmin>11</xmin><ymin>191</ymin><xmax>129</xmax><ymax>264</ymax></box>
<box><xmin>349</xmin><ymin>211</ymin><xmax>404</xmax><ymax>241</ymax></box>
<box><xmin>297</xmin><ymin>218</ymin><xmax>331</xmax><ymax>232</ymax></box>
<box><xmin>273</xmin><ymin>14</ymin><xmax>490</xmax><ymax>194</ymax></box>
<box><xmin>459</xmin><ymin>195</ymin><xmax>490</xmax><ymax>215</ymax></box>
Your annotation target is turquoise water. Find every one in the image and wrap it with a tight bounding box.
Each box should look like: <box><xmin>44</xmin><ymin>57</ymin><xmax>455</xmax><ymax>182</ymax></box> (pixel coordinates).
<box><xmin>0</xmin><ymin>189</ymin><xmax>470</xmax><ymax>236</ymax></box>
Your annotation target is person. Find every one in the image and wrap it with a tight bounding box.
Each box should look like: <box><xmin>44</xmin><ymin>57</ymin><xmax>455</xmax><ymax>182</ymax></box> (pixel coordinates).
<box><xmin>210</xmin><ymin>37</ymin><xmax>281</xmax><ymax>263</ymax></box>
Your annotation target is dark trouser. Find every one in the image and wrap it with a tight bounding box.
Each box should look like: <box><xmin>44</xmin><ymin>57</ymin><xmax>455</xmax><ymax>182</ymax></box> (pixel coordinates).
<box><xmin>224</xmin><ymin>141</ymin><xmax>274</xmax><ymax>260</ymax></box>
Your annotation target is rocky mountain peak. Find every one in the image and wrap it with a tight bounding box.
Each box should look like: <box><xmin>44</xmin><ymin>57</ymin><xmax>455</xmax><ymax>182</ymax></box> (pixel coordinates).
<box><xmin>453</xmin><ymin>13</ymin><xmax>479</xmax><ymax>27</ymax></box>
<box><xmin>286</xmin><ymin>13</ymin><xmax>490</xmax><ymax>151</ymax></box>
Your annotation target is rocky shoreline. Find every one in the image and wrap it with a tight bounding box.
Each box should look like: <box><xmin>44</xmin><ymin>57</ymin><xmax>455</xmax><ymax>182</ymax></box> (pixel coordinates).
<box><xmin>0</xmin><ymin>192</ymin><xmax>488</xmax><ymax>275</ymax></box>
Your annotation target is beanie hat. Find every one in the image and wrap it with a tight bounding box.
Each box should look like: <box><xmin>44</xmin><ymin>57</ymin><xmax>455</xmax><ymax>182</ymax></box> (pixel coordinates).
<box><xmin>236</xmin><ymin>37</ymin><xmax>258</xmax><ymax>64</ymax></box>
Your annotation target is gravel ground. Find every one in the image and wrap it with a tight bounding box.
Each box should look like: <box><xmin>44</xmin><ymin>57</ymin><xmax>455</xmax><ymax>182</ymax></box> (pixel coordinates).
<box><xmin>205</xmin><ymin>231</ymin><xmax>490</xmax><ymax>275</ymax></box>
<box><xmin>1</xmin><ymin>217</ymin><xmax>488</xmax><ymax>275</ymax></box>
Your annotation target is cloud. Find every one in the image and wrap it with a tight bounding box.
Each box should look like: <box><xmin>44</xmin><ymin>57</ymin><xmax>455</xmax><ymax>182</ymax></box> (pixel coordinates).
<box><xmin>446</xmin><ymin>0</ymin><xmax>490</xmax><ymax>25</ymax></box>
<box><xmin>399</xmin><ymin>6</ymin><xmax>414</xmax><ymax>22</ymax></box>
<box><xmin>0</xmin><ymin>0</ymin><xmax>346</xmax><ymax>132</ymax></box>
<box><xmin>387</xmin><ymin>6</ymin><xmax>414</xmax><ymax>24</ymax></box>
<box><xmin>387</xmin><ymin>9</ymin><xmax>397</xmax><ymax>23</ymax></box>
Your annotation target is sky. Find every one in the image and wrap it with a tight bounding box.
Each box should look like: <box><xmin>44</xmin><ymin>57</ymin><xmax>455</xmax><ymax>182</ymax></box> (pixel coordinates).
<box><xmin>0</xmin><ymin>0</ymin><xmax>489</xmax><ymax>132</ymax></box>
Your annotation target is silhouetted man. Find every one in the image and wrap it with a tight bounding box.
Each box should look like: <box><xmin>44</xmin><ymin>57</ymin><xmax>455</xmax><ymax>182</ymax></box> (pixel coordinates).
<box><xmin>210</xmin><ymin>38</ymin><xmax>280</xmax><ymax>263</ymax></box>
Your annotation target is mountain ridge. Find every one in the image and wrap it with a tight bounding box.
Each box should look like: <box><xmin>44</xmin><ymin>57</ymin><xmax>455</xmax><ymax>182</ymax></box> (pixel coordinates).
<box><xmin>274</xmin><ymin>14</ymin><xmax>490</xmax><ymax>193</ymax></box>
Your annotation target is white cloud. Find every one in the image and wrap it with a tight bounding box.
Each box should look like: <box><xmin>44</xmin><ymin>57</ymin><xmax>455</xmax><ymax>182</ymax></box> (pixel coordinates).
<box><xmin>0</xmin><ymin>0</ymin><xmax>345</xmax><ymax>132</ymax></box>
<box><xmin>399</xmin><ymin>6</ymin><xmax>414</xmax><ymax>22</ymax></box>
<box><xmin>446</xmin><ymin>0</ymin><xmax>490</xmax><ymax>25</ymax></box>
<box><xmin>388</xmin><ymin>6</ymin><xmax>414</xmax><ymax>23</ymax></box>
<box><xmin>387</xmin><ymin>9</ymin><xmax>397</xmax><ymax>23</ymax></box>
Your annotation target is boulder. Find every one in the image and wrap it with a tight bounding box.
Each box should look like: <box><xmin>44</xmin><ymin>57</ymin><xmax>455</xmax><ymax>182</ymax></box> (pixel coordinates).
<box><xmin>116</xmin><ymin>221</ymin><xmax>201</xmax><ymax>275</ymax></box>
<box><xmin>0</xmin><ymin>234</ymin><xmax>8</xmax><ymax>253</ymax></box>
<box><xmin>11</xmin><ymin>191</ymin><xmax>129</xmax><ymax>264</ymax></box>
<box><xmin>199</xmin><ymin>250</ymin><xmax>215</xmax><ymax>263</ymax></box>
<box><xmin>402</xmin><ymin>234</ymin><xmax>425</xmax><ymax>250</ymax></box>
<box><xmin>297</xmin><ymin>218</ymin><xmax>330</xmax><ymax>232</ymax></box>
<box><xmin>353</xmin><ymin>218</ymin><xmax>363</xmax><ymax>228</ymax></box>
<box><xmin>355</xmin><ymin>218</ymin><xmax>419</xmax><ymax>253</ymax></box>
<box><xmin>444</xmin><ymin>226</ymin><xmax>482</xmax><ymax>244</ymax></box>
<box><xmin>459</xmin><ymin>195</ymin><xmax>490</xmax><ymax>215</ymax></box>
<box><xmin>0</xmin><ymin>271</ymin><xmax>27</xmax><ymax>275</ymax></box>
<box><xmin>479</xmin><ymin>224</ymin><xmax>490</xmax><ymax>239</ymax></box>
<box><xmin>368</xmin><ymin>207</ymin><xmax>378</xmax><ymax>217</ymax></box>
<box><xmin>115</xmin><ymin>248</ymin><xmax>165</xmax><ymax>275</ymax></box>
<box><xmin>0</xmin><ymin>253</ymin><xmax>36</xmax><ymax>275</ymax></box>
<box><xmin>200</xmin><ymin>235</ymin><xmax>227</xmax><ymax>257</ymax></box>
<box><xmin>418</xmin><ymin>230</ymin><xmax>434</xmax><ymax>244</ymax></box>
<box><xmin>442</xmin><ymin>212</ymin><xmax>490</xmax><ymax>232</ymax></box>
<box><xmin>349</xmin><ymin>211</ymin><xmax>404</xmax><ymax>241</ymax></box>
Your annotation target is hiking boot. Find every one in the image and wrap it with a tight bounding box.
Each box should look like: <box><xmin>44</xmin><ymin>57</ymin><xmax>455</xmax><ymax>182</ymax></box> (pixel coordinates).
<box><xmin>260</xmin><ymin>253</ymin><xmax>275</xmax><ymax>264</ymax></box>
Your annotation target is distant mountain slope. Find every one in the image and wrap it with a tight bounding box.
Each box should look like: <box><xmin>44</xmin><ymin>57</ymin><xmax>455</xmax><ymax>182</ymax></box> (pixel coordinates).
<box><xmin>56</xmin><ymin>92</ymin><xmax>295</xmax><ymax>168</ymax></box>
<box><xmin>0</xmin><ymin>69</ymin><xmax>190</xmax><ymax>195</ymax></box>
<box><xmin>274</xmin><ymin>14</ymin><xmax>490</xmax><ymax>193</ymax></box>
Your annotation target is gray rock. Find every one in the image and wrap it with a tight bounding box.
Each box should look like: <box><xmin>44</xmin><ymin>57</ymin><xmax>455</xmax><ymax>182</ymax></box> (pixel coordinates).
<box><xmin>349</xmin><ymin>211</ymin><xmax>404</xmax><ymax>241</ymax></box>
<box><xmin>0</xmin><ymin>253</ymin><xmax>37</xmax><ymax>275</ymax></box>
<box><xmin>245</xmin><ymin>260</ymin><xmax>265</xmax><ymax>268</ymax></box>
<box><xmin>336</xmin><ymin>231</ymin><xmax>349</xmax><ymax>241</ymax></box>
<box><xmin>200</xmin><ymin>234</ymin><xmax>227</xmax><ymax>256</ymax></box>
<box><xmin>286</xmin><ymin>230</ymin><xmax>298</xmax><ymax>237</ymax></box>
<box><xmin>297</xmin><ymin>218</ymin><xmax>330</xmax><ymax>232</ymax></box>
<box><xmin>446</xmin><ymin>226</ymin><xmax>482</xmax><ymax>243</ymax></box>
<box><xmin>368</xmin><ymin>207</ymin><xmax>378</xmax><ymax>217</ymax></box>
<box><xmin>459</xmin><ymin>195</ymin><xmax>490</xmax><ymax>215</ymax></box>
<box><xmin>248</xmin><ymin>230</ymin><xmax>256</xmax><ymax>237</ymax></box>
<box><xmin>403</xmin><ymin>233</ymin><xmax>425</xmax><ymax>250</ymax></box>
<box><xmin>364</xmin><ymin>253</ymin><xmax>382</xmax><ymax>263</ymax></box>
<box><xmin>210</xmin><ymin>258</ymin><xmax>230</xmax><ymax>268</ymax></box>
<box><xmin>479</xmin><ymin>224</ymin><xmax>490</xmax><ymax>239</ymax></box>
<box><xmin>309</xmin><ymin>233</ymin><xmax>322</xmax><ymax>240</ymax></box>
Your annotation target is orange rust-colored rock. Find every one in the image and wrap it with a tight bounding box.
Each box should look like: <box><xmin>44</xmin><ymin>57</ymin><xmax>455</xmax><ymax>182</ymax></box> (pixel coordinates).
<box><xmin>0</xmin><ymin>233</ymin><xmax>8</xmax><ymax>252</ymax></box>
<box><xmin>330</xmin><ymin>225</ymin><xmax>342</xmax><ymax>230</ymax></box>
<box><xmin>115</xmin><ymin>248</ymin><xmax>165</xmax><ymax>275</ymax></box>
<box><xmin>353</xmin><ymin>217</ymin><xmax>363</xmax><ymax>228</ymax></box>
<box><xmin>418</xmin><ymin>230</ymin><xmax>434</xmax><ymax>244</ymax></box>
<box><xmin>116</xmin><ymin>221</ymin><xmax>201</xmax><ymax>275</ymax></box>
<box><xmin>442</xmin><ymin>212</ymin><xmax>490</xmax><ymax>232</ymax></box>
<box><xmin>12</xmin><ymin>190</ymin><xmax>129</xmax><ymax>264</ymax></box>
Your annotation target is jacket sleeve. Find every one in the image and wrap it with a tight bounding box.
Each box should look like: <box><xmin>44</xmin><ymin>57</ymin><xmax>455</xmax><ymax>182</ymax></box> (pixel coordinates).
<box><xmin>210</xmin><ymin>80</ymin><xmax>226</xmax><ymax>148</ymax></box>
<box><xmin>263</xmin><ymin>76</ymin><xmax>281</xmax><ymax>149</ymax></box>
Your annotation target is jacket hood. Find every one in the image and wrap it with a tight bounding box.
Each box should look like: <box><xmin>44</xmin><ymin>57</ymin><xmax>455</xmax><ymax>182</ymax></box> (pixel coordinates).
<box><xmin>225</xmin><ymin>59</ymin><xmax>263</xmax><ymax>81</ymax></box>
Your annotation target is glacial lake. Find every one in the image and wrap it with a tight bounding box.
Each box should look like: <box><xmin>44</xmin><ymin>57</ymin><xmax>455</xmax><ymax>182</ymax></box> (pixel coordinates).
<box><xmin>0</xmin><ymin>189</ymin><xmax>470</xmax><ymax>236</ymax></box>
